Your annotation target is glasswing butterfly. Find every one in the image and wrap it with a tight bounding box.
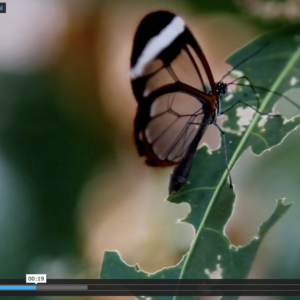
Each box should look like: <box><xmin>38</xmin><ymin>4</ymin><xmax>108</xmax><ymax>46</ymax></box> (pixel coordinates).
<box><xmin>129</xmin><ymin>11</ymin><xmax>296</xmax><ymax>195</ymax></box>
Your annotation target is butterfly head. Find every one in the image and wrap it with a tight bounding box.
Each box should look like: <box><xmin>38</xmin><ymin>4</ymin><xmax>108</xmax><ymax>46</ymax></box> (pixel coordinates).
<box><xmin>214</xmin><ymin>82</ymin><xmax>228</xmax><ymax>97</ymax></box>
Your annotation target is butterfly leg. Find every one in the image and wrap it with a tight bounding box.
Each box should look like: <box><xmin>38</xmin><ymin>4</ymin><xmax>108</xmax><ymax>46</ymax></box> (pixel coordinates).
<box><xmin>229</xmin><ymin>83</ymin><xmax>300</xmax><ymax>111</ymax></box>
<box><xmin>214</xmin><ymin>123</ymin><xmax>233</xmax><ymax>188</ymax></box>
<box><xmin>228</xmin><ymin>75</ymin><xmax>260</xmax><ymax>109</ymax></box>
<box><xmin>220</xmin><ymin>99</ymin><xmax>281</xmax><ymax>117</ymax></box>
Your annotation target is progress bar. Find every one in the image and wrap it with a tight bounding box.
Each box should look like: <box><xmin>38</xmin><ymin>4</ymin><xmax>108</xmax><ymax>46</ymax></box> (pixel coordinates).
<box><xmin>2</xmin><ymin>279</ymin><xmax>300</xmax><ymax>296</ymax></box>
<box><xmin>0</xmin><ymin>286</ymin><xmax>36</xmax><ymax>290</ymax></box>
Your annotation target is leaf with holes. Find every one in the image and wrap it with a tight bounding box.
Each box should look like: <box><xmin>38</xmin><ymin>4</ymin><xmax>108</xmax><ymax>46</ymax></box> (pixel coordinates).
<box><xmin>100</xmin><ymin>25</ymin><xmax>300</xmax><ymax>299</ymax></box>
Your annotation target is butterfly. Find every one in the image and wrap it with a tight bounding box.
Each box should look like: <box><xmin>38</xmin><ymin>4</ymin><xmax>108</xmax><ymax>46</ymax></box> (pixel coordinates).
<box><xmin>129</xmin><ymin>11</ymin><xmax>284</xmax><ymax>195</ymax></box>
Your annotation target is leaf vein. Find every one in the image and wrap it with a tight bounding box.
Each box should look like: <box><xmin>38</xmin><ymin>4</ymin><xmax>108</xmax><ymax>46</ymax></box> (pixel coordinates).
<box><xmin>250</xmin><ymin>132</ymin><xmax>270</xmax><ymax>148</ymax></box>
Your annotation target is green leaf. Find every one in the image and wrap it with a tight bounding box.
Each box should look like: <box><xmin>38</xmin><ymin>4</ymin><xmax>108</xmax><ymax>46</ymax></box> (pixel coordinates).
<box><xmin>100</xmin><ymin>25</ymin><xmax>300</xmax><ymax>297</ymax></box>
<box><xmin>219</xmin><ymin>199</ymin><xmax>292</xmax><ymax>300</ymax></box>
<box><xmin>101</xmin><ymin>251</ymin><xmax>186</xmax><ymax>280</ymax></box>
<box><xmin>168</xmin><ymin>25</ymin><xmax>300</xmax><ymax>282</ymax></box>
<box><xmin>101</xmin><ymin>252</ymin><xmax>191</xmax><ymax>300</ymax></box>
<box><xmin>100</xmin><ymin>200</ymin><xmax>291</xmax><ymax>300</ymax></box>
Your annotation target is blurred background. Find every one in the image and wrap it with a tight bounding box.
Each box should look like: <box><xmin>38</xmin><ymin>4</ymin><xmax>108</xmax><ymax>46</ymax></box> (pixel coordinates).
<box><xmin>1</xmin><ymin>0</ymin><xmax>300</xmax><ymax>299</ymax></box>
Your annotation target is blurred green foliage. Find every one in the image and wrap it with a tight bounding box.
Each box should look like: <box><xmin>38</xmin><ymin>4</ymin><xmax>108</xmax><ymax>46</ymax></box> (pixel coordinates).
<box><xmin>0</xmin><ymin>68</ymin><xmax>115</xmax><ymax>298</ymax></box>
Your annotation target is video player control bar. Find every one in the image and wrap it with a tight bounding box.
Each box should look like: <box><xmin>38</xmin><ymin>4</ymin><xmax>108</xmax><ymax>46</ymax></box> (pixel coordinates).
<box><xmin>2</xmin><ymin>279</ymin><xmax>300</xmax><ymax>296</ymax></box>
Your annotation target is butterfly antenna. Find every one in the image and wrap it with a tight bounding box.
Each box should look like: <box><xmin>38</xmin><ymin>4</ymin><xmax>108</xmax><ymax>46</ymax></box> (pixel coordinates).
<box><xmin>220</xmin><ymin>41</ymin><xmax>270</xmax><ymax>82</ymax></box>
